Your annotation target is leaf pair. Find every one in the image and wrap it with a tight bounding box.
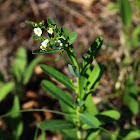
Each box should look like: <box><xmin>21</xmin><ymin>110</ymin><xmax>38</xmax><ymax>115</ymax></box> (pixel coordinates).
<box><xmin>40</xmin><ymin>64</ymin><xmax>75</xmax><ymax>109</ymax></box>
<box><xmin>39</xmin><ymin>64</ymin><xmax>77</xmax><ymax>135</ymax></box>
<box><xmin>80</xmin><ymin>110</ymin><xmax>120</xmax><ymax>129</ymax></box>
<box><xmin>61</xmin><ymin>26</ymin><xmax>77</xmax><ymax>45</ymax></box>
<box><xmin>38</xmin><ymin>110</ymin><xmax>120</xmax><ymax>132</ymax></box>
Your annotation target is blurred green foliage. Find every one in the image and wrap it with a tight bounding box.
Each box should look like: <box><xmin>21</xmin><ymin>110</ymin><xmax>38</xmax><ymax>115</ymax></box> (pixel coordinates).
<box><xmin>0</xmin><ymin>46</ymin><xmax>44</xmax><ymax>140</ymax></box>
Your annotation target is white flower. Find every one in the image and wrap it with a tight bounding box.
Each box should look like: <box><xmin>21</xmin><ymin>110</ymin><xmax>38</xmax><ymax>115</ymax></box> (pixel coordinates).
<box><xmin>41</xmin><ymin>39</ymin><xmax>49</xmax><ymax>46</ymax></box>
<box><xmin>34</xmin><ymin>27</ymin><xmax>42</xmax><ymax>36</ymax></box>
<box><xmin>40</xmin><ymin>39</ymin><xmax>49</xmax><ymax>50</ymax></box>
<box><xmin>47</xmin><ymin>27</ymin><xmax>53</xmax><ymax>34</ymax></box>
<box><xmin>53</xmin><ymin>40</ymin><xmax>63</xmax><ymax>50</ymax></box>
<box><xmin>40</xmin><ymin>44</ymin><xmax>46</xmax><ymax>50</ymax></box>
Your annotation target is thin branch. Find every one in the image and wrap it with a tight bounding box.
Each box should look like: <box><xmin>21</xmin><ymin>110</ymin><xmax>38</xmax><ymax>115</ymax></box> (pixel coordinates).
<box><xmin>0</xmin><ymin>109</ymin><xmax>77</xmax><ymax>119</ymax></box>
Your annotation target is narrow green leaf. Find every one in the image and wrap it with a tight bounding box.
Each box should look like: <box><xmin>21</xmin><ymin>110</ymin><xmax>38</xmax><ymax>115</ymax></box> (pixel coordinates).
<box><xmin>75</xmin><ymin>100</ymin><xmax>85</xmax><ymax>107</ymax></box>
<box><xmin>116</xmin><ymin>129</ymin><xmax>140</xmax><ymax>140</ymax></box>
<box><xmin>60</xmin><ymin>100</ymin><xmax>76</xmax><ymax>122</ymax></box>
<box><xmin>38</xmin><ymin>120</ymin><xmax>74</xmax><ymax>130</ymax></box>
<box><xmin>33</xmin><ymin>49</ymin><xmax>61</xmax><ymax>54</ymax></box>
<box><xmin>60</xmin><ymin>129</ymin><xmax>77</xmax><ymax>140</ymax></box>
<box><xmin>84</xmin><ymin>129</ymin><xmax>100</xmax><ymax>140</ymax></box>
<box><xmin>123</xmin><ymin>76</ymin><xmax>139</xmax><ymax>115</ymax></box>
<box><xmin>15</xmin><ymin>47</ymin><xmax>27</xmax><ymax>73</ymax></box>
<box><xmin>82</xmin><ymin>37</ymin><xmax>103</xmax><ymax>74</ymax></box>
<box><xmin>82</xmin><ymin>123</ymin><xmax>93</xmax><ymax>130</ymax></box>
<box><xmin>47</xmin><ymin>18</ymin><xmax>55</xmax><ymax>25</ymax></box>
<box><xmin>99</xmin><ymin>110</ymin><xmax>120</xmax><ymax>120</ymax></box>
<box><xmin>40</xmin><ymin>64</ymin><xmax>75</xmax><ymax>90</ymax></box>
<box><xmin>39</xmin><ymin>130</ymin><xmax>46</xmax><ymax>140</ymax></box>
<box><xmin>61</xmin><ymin>26</ymin><xmax>69</xmax><ymax>38</ymax></box>
<box><xmin>96</xmin><ymin>110</ymin><xmax>120</xmax><ymax>124</ymax></box>
<box><xmin>85</xmin><ymin>94</ymin><xmax>98</xmax><ymax>116</ymax></box>
<box><xmin>10</xmin><ymin>96</ymin><xmax>23</xmax><ymax>140</ymax></box>
<box><xmin>79</xmin><ymin>112</ymin><xmax>101</xmax><ymax>128</ymax></box>
<box><xmin>120</xmin><ymin>0</ymin><xmax>132</xmax><ymax>28</ymax></box>
<box><xmin>55</xmin><ymin>25</ymin><xmax>61</xmax><ymax>33</ymax></box>
<box><xmin>55</xmin><ymin>51</ymin><xmax>64</xmax><ymax>61</ymax></box>
<box><xmin>131</xmin><ymin>26</ymin><xmax>140</xmax><ymax>47</ymax></box>
<box><xmin>111</xmin><ymin>129</ymin><xmax>119</xmax><ymax>140</ymax></box>
<box><xmin>79</xmin><ymin>75</ymin><xmax>87</xmax><ymax>99</ymax></box>
<box><xmin>41</xmin><ymin>80</ymin><xmax>74</xmax><ymax>108</ymax></box>
<box><xmin>12</xmin><ymin>62</ymin><xmax>21</xmax><ymax>83</ymax></box>
<box><xmin>65</xmin><ymin>45</ymin><xmax>79</xmax><ymax>69</ymax></box>
<box><xmin>68</xmin><ymin>32</ymin><xmax>77</xmax><ymax>45</ymax></box>
<box><xmin>23</xmin><ymin>56</ymin><xmax>44</xmax><ymax>85</ymax></box>
<box><xmin>68</xmin><ymin>64</ymin><xmax>80</xmax><ymax>78</ymax></box>
<box><xmin>59</xmin><ymin>90</ymin><xmax>76</xmax><ymax>123</ymax></box>
<box><xmin>124</xmin><ymin>93</ymin><xmax>139</xmax><ymax>115</ymax></box>
<box><xmin>12</xmin><ymin>47</ymin><xmax>27</xmax><ymax>83</ymax></box>
<box><xmin>86</xmin><ymin>63</ymin><xmax>104</xmax><ymax>90</ymax></box>
<box><xmin>32</xmin><ymin>35</ymin><xmax>42</xmax><ymax>41</ymax></box>
<box><xmin>25</xmin><ymin>20</ymin><xmax>38</xmax><ymax>26</ymax></box>
<box><xmin>123</xmin><ymin>130</ymin><xmax>140</xmax><ymax>140</ymax></box>
<box><xmin>0</xmin><ymin>82</ymin><xmax>15</xmax><ymax>101</ymax></box>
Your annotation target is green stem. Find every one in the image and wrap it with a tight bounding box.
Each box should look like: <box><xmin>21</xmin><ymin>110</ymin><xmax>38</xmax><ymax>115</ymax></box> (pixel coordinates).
<box><xmin>0</xmin><ymin>109</ymin><xmax>76</xmax><ymax>119</ymax></box>
<box><xmin>76</xmin><ymin>107</ymin><xmax>82</xmax><ymax>140</ymax></box>
<box><xmin>66</xmin><ymin>44</ymin><xmax>82</xmax><ymax>139</ymax></box>
<box><xmin>33</xmin><ymin>127</ymin><xmax>39</xmax><ymax>140</ymax></box>
<box><xmin>77</xmin><ymin>128</ymin><xmax>82</xmax><ymax>140</ymax></box>
<box><xmin>76</xmin><ymin>77</ymin><xmax>82</xmax><ymax>139</ymax></box>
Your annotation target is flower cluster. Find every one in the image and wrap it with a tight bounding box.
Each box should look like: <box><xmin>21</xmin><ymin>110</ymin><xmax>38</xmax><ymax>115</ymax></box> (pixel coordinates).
<box><xmin>26</xmin><ymin>18</ymin><xmax>77</xmax><ymax>55</ymax></box>
<box><xmin>33</xmin><ymin>25</ymin><xmax>65</xmax><ymax>51</ymax></box>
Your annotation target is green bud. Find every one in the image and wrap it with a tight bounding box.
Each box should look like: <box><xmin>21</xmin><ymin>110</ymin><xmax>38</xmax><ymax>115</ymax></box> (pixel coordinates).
<box><xmin>35</xmin><ymin>23</ymin><xmax>38</xmax><ymax>27</ymax></box>
<box><xmin>70</xmin><ymin>49</ymin><xmax>73</xmax><ymax>52</ymax></box>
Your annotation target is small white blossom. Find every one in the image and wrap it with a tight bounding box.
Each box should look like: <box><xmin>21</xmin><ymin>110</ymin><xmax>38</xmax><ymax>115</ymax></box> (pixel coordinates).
<box><xmin>53</xmin><ymin>40</ymin><xmax>63</xmax><ymax>50</ymax></box>
<box><xmin>60</xmin><ymin>43</ymin><xmax>63</xmax><ymax>46</ymax></box>
<box><xmin>47</xmin><ymin>27</ymin><xmax>53</xmax><ymax>34</ymax></box>
<box><xmin>40</xmin><ymin>44</ymin><xmax>46</xmax><ymax>50</ymax></box>
<box><xmin>34</xmin><ymin>27</ymin><xmax>42</xmax><ymax>36</ymax></box>
<box><xmin>41</xmin><ymin>39</ymin><xmax>49</xmax><ymax>46</ymax></box>
<box><xmin>40</xmin><ymin>39</ymin><xmax>49</xmax><ymax>50</ymax></box>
